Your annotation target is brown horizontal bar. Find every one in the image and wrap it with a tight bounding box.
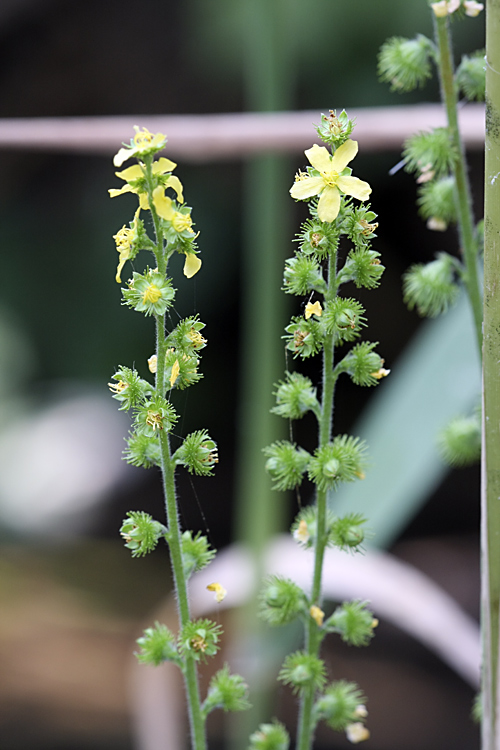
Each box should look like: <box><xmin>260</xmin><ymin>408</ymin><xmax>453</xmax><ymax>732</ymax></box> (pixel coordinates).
<box><xmin>0</xmin><ymin>104</ymin><xmax>484</xmax><ymax>161</ymax></box>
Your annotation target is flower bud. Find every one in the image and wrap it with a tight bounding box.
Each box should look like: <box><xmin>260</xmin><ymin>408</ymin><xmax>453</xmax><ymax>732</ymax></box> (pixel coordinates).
<box><xmin>263</xmin><ymin>441</ymin><xmax>311</xmax><ymax>491</ymax></box>
<box><xmin>324</xmin><ymin>601</ymin><xmax>377</xmax><ymax>646</ymax></box>
<box><xmin>259</xmin><ymin>576</ymin><xmax>306</xmax><ymax>626</ymax></box>
<box><xmin>248</xmin><ymin>720</ymin><xmax>290</xmax><ymax>750</ymax></box>
<box><xmin>120</xmin><ymin>511</ymin><xmax>166</xmax><ymax>557</ymax></box>
<box><xmin>174</xmin><ymin>430</ymin><xmax>218</xmax><ymax>476</ymax></box>
<box><xmin>135</xmin><ymin>621</ymin><xmax>180</xmax><ymax>666</ymax></box>
<box><xmin>314</xmin><ymin>680</ymin><xmax>367</xmax><ymax>731</ymax></box>
<box><xmin>403</xmin><ymin>252</ymin><xmax>459</xmax><ymax>318</ymax></box>
<box><xmin>278</xmin><ymin>651</ymin><xmax>326</xmax><ymax>695</ymax></box>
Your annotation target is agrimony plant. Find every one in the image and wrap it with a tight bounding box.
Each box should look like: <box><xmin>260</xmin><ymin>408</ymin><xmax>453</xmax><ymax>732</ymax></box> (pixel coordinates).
<box><xmin>108</xmin><ymin>128</ymin><xmax>249</xmax><ymax>750</ymax></box>
<box><xmin>256</xmin><ymin>111</ymin><xmax>386</xmax><ymax>750</ymax></box>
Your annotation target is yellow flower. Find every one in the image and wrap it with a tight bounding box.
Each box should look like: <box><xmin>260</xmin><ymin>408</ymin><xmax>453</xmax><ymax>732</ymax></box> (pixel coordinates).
<box><xmin>290</xmin><ymin>140</ymin><xmax>371</xmax><ymax>223</ymax></box>
<box><xmin>113</xmin><ymin>127</ymin><xmax>167</xmax><ymax>167</ymax></box>
<box><xmin>184</xmin><ymin>253</ymin><xmax>202</xmax><ymax>278</ymax></box>
<box><xmin>305</xmin><ymin>301</ymin><xmax>322</xmax><ymax>319</ymax></box>
<box><xmin>346</xmin><ymin>723</ymin><xmax>370</xmax><ymax>744</ymax></box>
<box><xmin>207</xmin><ymin>582</ymin><xmax>227</xmax><ymax>603</ymax></box>
<box><xmin>109</xmin><ymin>157</ymin><xmax>183</xmax><ymax>211</ymax></box>
<box><xmin>309</xmin><ymin>605</ymin><xmax>325</xmax><ymax>627</ymax></box>
<box><xmin>170</xmin><ymin>359</ymin><xmax>180</xmax><ymax>387</ymax></box>
<box><xmin>113</xmin><ymin>207</ymin><xmax>141</xmax><ymax>283</ymax></box>
<box><xmin>172</xmin><ymin>211</ymin><xmax>194</xmax><ymax>234</ymax></box>
<box><xmin>463</xmin><ymin>0</ymin><xmax>483</xmax><ymax>15</ymax></box>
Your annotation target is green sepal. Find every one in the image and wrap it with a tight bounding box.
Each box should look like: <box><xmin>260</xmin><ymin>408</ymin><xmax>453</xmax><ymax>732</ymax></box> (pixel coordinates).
<box><xmin>133</xmin><ymin>394</ymin><xmax>178</xmax><ymax>435</ymax></box>
<box><xmin>248</xmin><ymin>720</ymin><xmax>290</xmax><ymax>750</ymax></box>
<box><xmin>403</xmin><ymin>128</ymin><xmax>458</xmax><ymax>180</ymax></box>
<box><xmin>278</xmin><ymin>651</ymin><xmax>326</xmax><ymax>695</ymax></box>
<box><xmin>174</xmin><ymin>430</ymin><xmax>218</xmax><ymax>476</ymax></box>
<box><xmin>181</xmin><ymin>530</ymin><xmax>217</xmax><ymax>579</ymax></box>
<box><xmin>123</xmin><ymin>430</ymin><xmax>161</xmax><ymax>468</ymax></box>
<box><xmin>328</xmin><ymin>513</ymin><xmax>368</xmax><ymax>552</ymax></box>
<box><xmin>308</xmin><ymin>436</ymin><xmax>368</xmax><ymax>491</ymax></box>
<box><xmin>122</xmin><ymin>268</ymin><xmax>176</xmax><ymax>316</ymax></box>
<box><xmin>438</xmin><ymin>412</ymin><xmax>481</xmax><ymax>466</ymax></box>
<box><xmin>339</xmin><ymin>248</ymin><xmax>385</xmax><ymax>289</ymax></box>
<box><xmin>456</xmin><ymin>50</ymin><xmax>485</xmax><ymax>102</ymax></box>
<box><xmin>179</xmin><ymin>618</ymin><xmax>223</xmax><ymax>662</ymax></box>
<box><xmin>295</xmin><ymin>216</ymin><xmax>340</xmax><ymax>259</ymax></box>
<box><xmin>338</xmin><ymin>341</ymin><xmax>388</xmax><ymax>387</ymax></box>
<box><xmin>322</xmin><ymin>298</ymin><xmax>366</xmax><ymax>343</ymax></box>
<box><xmin>313</xmin><ymin>680</ymin><xmax>367</xmax><ymax>731</ymax></box>
<box><xmin>271</xmin><ymin>371</ymin><xmax>320</xmax><ymax>420</ymax></box>
<box><xmin>417</xmin><ymin>175</ymin><xmax>457</xmax><ymax>227</ymax></box>
<box><xmin>259</xmin><ymin>576</ymin><xmax>307</xmax><ymax>626</ymax></box>
<box><xmin>342</xmin><ymin>204</ymin><xmax>379</xmax><ymax>248</ymax></box>
<box><xmin>282</xmin><ymin>255</ymin><xmax>326</xmax><ymax>296</ymax></box>
<box><xmin>403</xmin><ymin>252</ymin><xmax>459</xmax><ymax>317</ymax></box>
<box><xmin>324</xmin><ymin>601</ymin><xmax>377</xmax><ymax>646</ymax></box>
<box><xmin>166</xmin><ymin>315</ymin><xmax>207</xmax><ymax>356</ymax></box>
<box><xmin>202</xmin><ymin>664</ymin><xmax>251</xmax><ymax>717</ymax></box>
<box><xmin>378</xmin><ymin>34</ymin><xmax>434</xmax><ymax>93</ymax></box>
<box><xmin>108</xmin><ymin>366</ymin><xmax>151</xmax><ymax>410</ymax></box>
<box><xmin>120</xmin><ymin>511</ymin><xmax>166</xmax><ymax>557</ymax></box>
<box><xmin>263</xmin><ymin>440</ymin><xmax>311</xmax><ymax>491</ymax></box>
<box><xmin>165</xmin><ymin>348</ymin><xmax>203</xmax><ymax>390</ymax></box>
<box><xmin>135</xmin><ymin>622</ymin><xmax>182</xmax><ymax>667</ymax></box>
<box><xmin>283</xmin><ymin>317</ymin><xmax>323</xmax><ymax>358</ymax></box>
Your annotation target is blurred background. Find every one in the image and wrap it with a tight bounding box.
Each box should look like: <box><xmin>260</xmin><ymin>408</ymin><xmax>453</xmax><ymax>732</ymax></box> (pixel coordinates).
<box><xmin>0</xmin><ymin>1</ymin><xmax>485</xmax><ymax>748</ymax></box>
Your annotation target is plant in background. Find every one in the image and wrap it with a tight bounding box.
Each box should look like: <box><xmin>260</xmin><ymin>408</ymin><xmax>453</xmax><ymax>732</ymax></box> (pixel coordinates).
<box><xmin>378</xmin><ymin>0</ymin><xmax>484</xmax><ymax>467</ymax></box>
<box><xmin>108</xmin><ymin>127</ymin><xmax>249</xmax><ymax>750</ymax></box>
<box><xmin>254</xmin><ymin>111</ymin><xmax>385</xmax><ymax>750</ymax></box>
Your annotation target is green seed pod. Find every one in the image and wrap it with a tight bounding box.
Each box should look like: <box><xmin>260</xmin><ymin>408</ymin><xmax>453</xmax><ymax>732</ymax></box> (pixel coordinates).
<box><xmin>263</xmin><ymin>441</ymin><xmax>311</xmax><ymax>491</ymax></box>
<box><xmin>271</xmin><ymin>372</ymin><xmax>320</xmax><ymax>420</ymax></box>
<box><xmin>278</xmin><ymin>651</ymin><xmax>326</xmax><ymax>695</ymax></box>
<box><xmin>120</xmin><ymin>511</ymin><xmax>166</xmax><ymax>557</ymax></box>
<box><xmin>314</xmin><ymin>680</ymin><xmax>367</xmax><ymax>731</ymax></box>
<box><xmin>456</xmin><ymin>51</ymin><xmax>485</xmax><ymax>101</ymax></box>
<box><xmin>259</xmin><ymin>576</ymin><xmax>307</xmax><ymax>626</ymax></box>
<box><xmin>174</xmin><ymin>430</ymin><xmax>218</xmax><ymax>476</ymax></box>
<box><xmin>203</xmin><ymin>664</ymin><xmax>251</xmax><ymax>715</ymax></box>
<box><xmin>324</xmin><ymin>601</ymin><xmax>377</xmax><ymax>646</ymax></box>
<box><xmin>308</xmin><ymin>436</ymin><xmax>367</xmax><ymax>491</ymax></box>
<box><xmin>378</xmin><ymin>34</ymin><xmax>434</xmax><ymax>93</ymax></box>
<box><xmin>248</xmin><ymin>720</ymin><xmax>290</xmax><ymax>750</ymax></box>
<box><xmin>135</xmin><ymin>622</ymin><xmax>180</xmax><ymax>667</ymax></box>
<box><xmin>403</xmin><ymin>252</ymin><xmax>459</xmax><ymax>317</ymax></box>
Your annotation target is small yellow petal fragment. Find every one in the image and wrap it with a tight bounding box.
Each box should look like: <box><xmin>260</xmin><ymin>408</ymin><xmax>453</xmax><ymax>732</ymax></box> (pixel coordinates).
<box><xmin>310</xmin><ymin>605</ymin><xmax>325</xmax><ymax>627</ymax></box>
<box><xmin>370</xmin><ymin>367</ymin><xmax>390</xmax><ymax>380</ymax></box>
<box><xmin>305</xmin><ymin>301</ymin><xmax>322</xmax><ymax>320</ymax></box>
<box><xmin>355</xmin><ymin>705</ymin><xmax>368</xmax><ymax>719</ymax></box>
<box><xmin>170</xmin><ymin>360</ymin><xmax>180</xmax><ymax>387</ymax></box>
<box><xmin>346</xmin><ymin>723</ymin><xmax>370</xmax><ymax>744</ymax></box>
<box><xmin>464</xmin><ymin>0</ymin><xmax>483</xmax><ymax>15</ymax></box>
<box><xmin>148</xmin><ymin>355</ymin><xmax>157</xmax><ymax>374</ymax></box>
<box><xmin>207</xmin><ymin>582</ymin><xmax>227</xmax><ymax>603</ymax></box>
<box><xmin>184</xmin><ymin>254</ymin><xmax>202</xmax><ymax>278</ymax></box>
<box><xmin>293</xmin><ymin>519</ymin><xmax>310</xmax><ymax>543</ymax></box>
<box><xmin>371</xmin><ymin>618</ymin><xmax>379</xmax><ymax>629</ymax></box>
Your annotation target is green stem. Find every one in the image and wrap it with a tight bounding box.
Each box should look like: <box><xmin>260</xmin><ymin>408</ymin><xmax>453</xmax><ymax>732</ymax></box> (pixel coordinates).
<box><xmin>143</xmin><ymin>158</ymin><xmax>206</xmax><ymax>750</ymax></box>
<box><xmin>434</xmin><ymin>15</ymin><xmax>483</xmax><ymax>357</ymax></box>
<box><xmin>482</xmin><ymin>3</ymin><xmax>500</xmax><ymax>747</ymax></box>
<box><xmin>159</xmin><ymin>430</ymin><xmax>206</xmax><ymax>750</ymax></box>
<box><xmin>296</xmin><ymin>255</ymin><xmax>336</xmax><ymax>750</ymax></box>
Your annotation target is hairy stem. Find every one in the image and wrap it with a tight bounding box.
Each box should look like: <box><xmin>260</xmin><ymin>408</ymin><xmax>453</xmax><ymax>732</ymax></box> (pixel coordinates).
<box><xmin>434</xmin><ymin>14</ymin><xmax>483</xmax><ymax>357</ymax></box>
<box><xmin>296</xmin><ymin>254</ymin><xmax>336</xmax><ymax>750</ymax></box>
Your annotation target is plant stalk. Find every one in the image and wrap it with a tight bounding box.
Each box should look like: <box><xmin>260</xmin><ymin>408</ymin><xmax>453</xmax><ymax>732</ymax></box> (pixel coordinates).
<box><xmin>482</xmin><ymin>2</ymin><xmax>500</xmax><ymax>747</ymax></box>
<box><xmin>296</xmin><ymin>254</ymin><xmax>336</xmax><ymax>750</ymax></box>
<box><xmin>434</xmin><ymin>15</ymin><xmax>483</xmax><ymax>357</ymax></box>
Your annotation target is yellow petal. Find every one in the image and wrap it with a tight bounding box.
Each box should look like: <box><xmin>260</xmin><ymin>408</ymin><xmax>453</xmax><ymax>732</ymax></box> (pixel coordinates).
<box><xmin>139</xmin><ymin>192</ymin><xmax>150</xmax><ymax>210</ymax></box>
<box><xmin>207</xmin><ymin>582</ymin><xmax>227</xmax><ymax>603</ymax></box>
<box><xmin>154</xmin><ymin>157</ymin><xmax>177</xmax><ymax>175</ymax></box>
<box><xmin>170</xmin><ymin>359</ymin><xmax>180</xmax><ymax>387</ymax></box>
<box><xmin>115</xmin><ymin>254</ymin><xmax>127</xmax><ymax>283</ymax></box>
<box><xmin>305</xmin><ymin>143</ymin><xmax>332</xmax><ymax>173</ymax></box>
<box><xmin>290</xmin><ymin>175</ymin><xmax>324</xmax><ymax>200</ymax></box>
<box><xmin>115</xmin><ymin>164</ymin><xmax>143</xmax><ymax>182</ymax></box>
<box><xmin>113</xmin><ymin>147</ymin><xmax>133</xmax><ymax>168</ymax></box>
<box><xmin>164</xmin><ymin>175</ymin><xmax>184</xmax><ymax>203</ymax></box>
<box><xmin>305</xmin><ymin>301</ymin><xmax>322</xmax><ymax>319</ymax></box>
<box><xmin>184</xmin><ymin>254</ymin><xmax>202</xmax><ymax>278</ymax></box>
<box><xmin>152</xmin><ymin>186</ymin><xmax>175</xmax><ymax>220</ymax></box>
<box><xmin>331</xmin><ymin>139</ymin><xmax>358</xmax><ymax>172</ymax></box>
<box><xmin>336</xmin><ymin>175</ymin><xmax>371</xmax><ymax>202</ymax></box>
<box><xmin>317</xmin><ymin>185</ymin><xmax>341</xmax><ymax>222</ymax></box>
<box><xmin>109</xmin><ymin>184</ymin><xmax>134</xmax><ymax>198</ymax></box>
